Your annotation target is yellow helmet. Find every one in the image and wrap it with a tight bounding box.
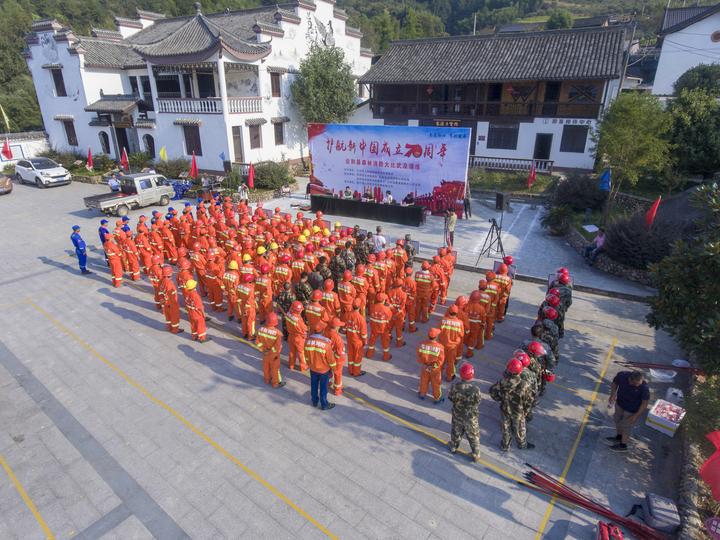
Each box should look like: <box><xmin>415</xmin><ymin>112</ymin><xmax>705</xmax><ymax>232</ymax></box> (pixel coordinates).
<box><xmin>334</xmin><ymin>221</ymin><xmax>341</xmax><ymax>228</ymax></box>
<box><xmin>312</xmin><ymin>225</ymin><xmax>321</xmax><ymax>233</ymax></box>
<box><xmin>270</xmin><ymin>242</ymin><xmax>279</xmax><ymax>250</ymax></box>
<box><xmin>302</xmin><ymin>229</ymin><xmax>310</xmax><ymax>237</ymax></box>
<box><xmin>257</xmin><ymin>246</ymin><xmax>267</xmax><ymax>255</ymax></box>
<box><xmin>323</xmin><ymin>228</ymin><xmax>330</xmax><ymax>237</ymax></box>
<box><xmin>298</xmin><ymin>235</ymin><xmax>307</xmax><ymax>243</ymax></box>
<box><xmin>186</xmin><ymin>279</ymin><xmax>197</xmax><ymax>290</ymax></box>
<box><xmin>242</xmin><ymin>254</ymin><xmax>252</xmax><ymax>262</ymax></box>
<box><xmin>228</xmin><ymin>260</ymin><xmax>239</xmax><ymax>270</ymax></box>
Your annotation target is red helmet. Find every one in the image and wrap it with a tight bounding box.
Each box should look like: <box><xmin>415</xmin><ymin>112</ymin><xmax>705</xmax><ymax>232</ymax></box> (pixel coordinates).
<box><xmin>320</xmin><ymin>239</ymin><xmax>328</xmax><ymax>247</ymax></box>
<box><xmin>162</xmin><ymin>265</ymin><xmax>173</xmax><ymax>277</ymax></box>
<box><xmin>311</xmin><ymin>290</ymin><xmax>322</xmax><ymax>301</ymax></box>
<box><xmin>324</xmin><ymin>279</ymin><xmax>334</xmax><ymax>291</ymax></box>
<box><xmin>459</xmin><ymin>363</ymin><xmax>474</xmax><ymax>381</ymax></box>
<box><xmin>548</xmin><ymin>287</ymin><xmax>561</xmax><ymax>296</ymax></box>
<box><xmin>432</xmin><ymin>255</ymin><xmax>441</xmax><ymax>264</ymax></box>
<box><xmin>438</xmin><ymin>247</ymin><xmax>447</xmax><ymax>256</ymax></box>
<box><xmin>151</xmin><ymin>255</ymin><xmax>162</xmax><ymax>265</ymax></box>
<box><xmin>378</xmin><ymin>251</ymin><xmax>386</xmax><ymax>261</ymax></box>
<box><xmin>295</xmin><ymin>249</ymin><xmax>304</xmax><ymax>258</ymax></box>
<box><xmin>506</xmin><ymin>358</ymin><xmax>523</xmax><ymax>375</ymax></box>
<box><xmin>305</xmin><ymin>244</ymin><xmax>315</xmax><ymax>253</ymax></box>
<box><xmin>243</xmin><ymin>273</ymin><xmax>254</xmax><ymax>283</ymax></box>
<box><xmin>296</xmin><ymin>212</ymin><xmax>304</xmax><ymax>220</ymax></box>
<box><xmin>527</xmin><ymin>341</ymin><xmax>546</xmax><ymax>357</ymax></box>
<box><xmin>557</xmin><ymin>267</ymin><xmax>569</xmax><ymax>275</ymax></box>
<box><xmin>396</xmin><ymin>239</ymin><xmax>404</xmax><ymax>246</ymax></box>
<box><xmin>280</xmin><ymin>254</ymin><xmax>291</xmax><ymax>264</ymax></box>
<box><xmin>178</xmin><ymin>246</ymin><xmax>188</xmax><ymax>257</ymax></box>
<box><xmin>503</xmin><ymin>255</ymin><xmax>514</xmax><ymax>265</ymax></box>
<box><xmin>405</xmin><ymin>266</ymin><xmax>413</xmax><ymax>276</ymax></box>
<box><xmin>421</xmin><ymin>261</ymin><xmax>430</xmax><ymax>270</ymax></box>
<box><xmin>266</xmin><ymin>313</ymin><xmax>279</xmax><ymax>327</ymax></box>
<box><xmin>316</xmin><ymin>211</ymin><xmax>323</xmax><ymax>218</ymax></box>
<box><xmin>497</xmin><ymin>263</ymin><xmax>508</xmax><ymax>275</ymax></box>
<box><xmin>447</xmin><ymin>305</ymin><xmax>458</xmax><ymax>315</ymax></box>
<box><xmin>274</xmin><ymin>207</ymin><xmax>281</xmax><ymax>214</ymax></box>
<box><xmin>291</xmin><ymin>301</ymin><xmax>303</xmax><ymax>313</ymax></box>
<box><xmin>545</xmin><ymin>295</ymin><xmax>560</xmax><ymax>307</ymax></box>
<box><xmin>192</xmin><ymin>242</ymin><xmax>201</xmax><ymax>251</ymax></box>
<box><xmin>543</xmin><ymin>372</ymin><xmax>556</xmax><ymax>382</ymax></box>
<box><xmin>343</xmin><ymin>270</ymin><xmax>352</xmax><ymax>281</ymax></box>
<box><xmin>485</xmin><ymin>270</ymin><xmax>496</xmax><ymax>281</ymax></box>
<box><xmin>478</xmin><ymin>279</ymin><xmax>487</xmax><ymax>290</ymax></box>
<box><xmin>368</xmin><ymin>253</ymin><xmax>376</xmax><ymax>263</ymax></box>
<box><xmin>455</xmin><ymin>295</ymin><xmax>468</xmax><ymax>307</ymax></box>
<box><xmin>469</xmin><ymin>290</ymin><xmax>481</xmax><ymax>301</ymax></box>
<box><xmin>515</xmin><ymin>351</ymin><xmax>531</xmax><ymax>368</ymax></box>
<box><xmin>543</xmin><ymin>306</ymin><xmax>558</xmax><ymax>320</ymax></box>
<box><xmin>179</xmin><ymin>259</ymin><xmax>191</xmax><ymax>270</ymax></box>
<box><xmin>356</xmin><ymin>264</ymin><xmax>366</xmax><ymax>274</ymax></box>
<box><xmin>376</xmin><ymin>293</ymin><xmax>388</xmax><ymax>303</ymax></box>
<box><xmin>260</xmin><ymin>264</ymin><xmax>270</xmax><ymax>274</ymax></box>
<box><xmin>558</xmin><ymin>274</ymin><xmax>570</xmax><ymax>285</ymax></box>
<box><xmin>352</xmin><ymin>298</ymin><xmax>362</xmax><ymax>309</ymax></box>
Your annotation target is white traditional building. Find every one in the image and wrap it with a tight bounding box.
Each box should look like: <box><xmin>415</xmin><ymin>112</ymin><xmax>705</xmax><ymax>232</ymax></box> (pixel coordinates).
<box><xmin>652</xmin><ymin>4</ymin><xmax>720</xmax><ymax>95</ymax></box>
<box><xmin>352</xmin><ymin>26</ymin><xmax>632</xmax><ymax>171</ymax></box>
<box><xmin>24</xmin><ymin>2</ymin><xmax>372</xmax><ymax>171</ymax></box>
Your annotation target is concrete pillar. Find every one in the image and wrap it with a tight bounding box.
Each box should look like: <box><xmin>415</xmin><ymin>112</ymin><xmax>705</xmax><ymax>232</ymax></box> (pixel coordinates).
<box><xmin>217</xmin><ymin>54</ymin><xmax>235</xmax><ymax>164</ymax></box>
<box><xmin>145</xmin><ymin>62</ymin><xmax>159</xmax><ymax>110</ymax></box>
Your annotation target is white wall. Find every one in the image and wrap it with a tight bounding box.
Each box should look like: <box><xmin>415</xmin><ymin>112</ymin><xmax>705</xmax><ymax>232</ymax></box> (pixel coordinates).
<box><xmin>349</xmin><ymin>102</ymin><xmax>384</xmax><ymax>125</ymax></box>
<box><xmin>0</xmin><ymin>135</ymin><xmax>50</xmax><ymax>167</ymax></box>
<box><xmin>653</xmin><ymin>13</ymin><xmax>720</xmax><ymax>95</ymax></box>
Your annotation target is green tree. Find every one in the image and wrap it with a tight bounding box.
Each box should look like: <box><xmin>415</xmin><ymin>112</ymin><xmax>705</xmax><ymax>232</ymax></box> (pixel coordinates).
<box><xmin>669</xmin><ymin>89</ymin><xmax>720</xmax><ymax>177</ymax></box>
<box><xmin>290</xmin><ymin>45</ymin><xmax>357</xmax><ymax>124</ymax></box>
<box><xmin>674</xmin><ymin>63</ymin><xmax>720</xmax><ymax>96</ymax></box>
<box><xmin>401</xmin><ymin>8</ymin><xmax>421</xmax><ymax>39</ymax></box>
<box><xmin>374</xmin><ymin>8</ymin><xmax>400</xmax><ymax>52</ymax></box>
<box><xmin>594</xmin><ymin>93</ymin><xmax>671</xmax><ymax>206</ymax></box>
<box><xmin>545</xmin><ymin>9</ymin><xmax>573</xmax><ymax>30</ymax></box>
<box><xmin>647</xmin><ymin>184</ymin><xmax>720</xmax><ymax>375</ymax></box>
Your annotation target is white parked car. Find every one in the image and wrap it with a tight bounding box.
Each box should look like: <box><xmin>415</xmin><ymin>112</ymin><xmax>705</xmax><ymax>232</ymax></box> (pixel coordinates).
<box><xmin>15</xmin><ymin>157</ymin><xmax>72</xmax><ymax>188</ymax></box>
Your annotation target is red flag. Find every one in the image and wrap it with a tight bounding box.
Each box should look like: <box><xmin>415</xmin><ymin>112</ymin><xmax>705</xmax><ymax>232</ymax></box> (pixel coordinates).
<box><xmin>189</xmin><ymin>152</ymin><xmax>198</xmax><ymax>180</ymax></box>
<box><xmin>527</xmin><ymin>161</ymin><xmax>537</xmax><ymax>189</ymax></box>
<box><xmin>645</xmin><ymin>196</ymin><xmax>661</xmax><ymax>228</ymax></box>
<box><xmin>120</xmin><ymin>147</ymin><xmax>129</xmax><ymax>171</ymax></box>
<box><xmin>700</xmin><ymin>431</ymin><xmax>720</xmax><ymax>501</ymax></box>
<box><xmin>1</xmin><ymin>138</ymin><xmax>12</xmax><ymax>160</ymax></box>
<box><xmin>86</xmin><ymin>147</ymin><xmax>94</xmax><ymax>171</ymax></box>
<box><xmin>247</xmin><ymin>162</ymin><xmax>255</xmax><ymax>189</ymax></box>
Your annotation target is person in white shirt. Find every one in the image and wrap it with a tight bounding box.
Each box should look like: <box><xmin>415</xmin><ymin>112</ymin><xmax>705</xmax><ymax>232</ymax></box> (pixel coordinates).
<box><xmin>238</xmin><ymin>182</ymin><xmax>249</xmax><ymax>201</ymax></box>
<box><xmin>373</xmin><ymin>226</ymin><xmax>386</xmax><ymax>253</ymax></box>
<box><xmin>382</xmin><ymin>190</ymin><xmax>394</xmax><ymax>204</ymax></box>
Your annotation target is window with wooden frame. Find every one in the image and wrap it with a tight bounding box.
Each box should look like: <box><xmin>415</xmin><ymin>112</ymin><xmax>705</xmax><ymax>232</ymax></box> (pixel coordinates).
<box><xmin>249</xmin><ymin>125</ymin><xmax>262</xmax><ymax>149</ymax></box>
<box><xmin>182</xmin><ymin>125</ymin><xmax>203</xmax><ymax>156</ymax></box>
<box><xmin>270</xmin><ymin>73</ymin><xmax>281</xmax><ymax>98</ymax></box>
<box><xmin>274</xmin><ymin>122</ymin><xmax>284</xmax><ymax>146</ymax></box>
<box><xmin>51</xmin><ymin>68</ymin><xmax>67</xmax><ymax>97</ymax></box>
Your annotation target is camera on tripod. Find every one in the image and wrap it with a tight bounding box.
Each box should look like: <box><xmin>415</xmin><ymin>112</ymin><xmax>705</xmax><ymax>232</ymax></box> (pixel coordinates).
<box><xmin>488</xmin><ymin>218</ymin><xmax>497</xmax><ymax>225</ymax></box>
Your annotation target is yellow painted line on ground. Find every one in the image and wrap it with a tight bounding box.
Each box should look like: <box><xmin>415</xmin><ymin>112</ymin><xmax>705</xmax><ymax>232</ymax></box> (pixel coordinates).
<box><xmin>0</xmin><ymin>454</ymin><xmax>55</xmax><ymax>540</ymax></box>
<box><xmin>26</xmin><ymin>300</ymin><xmax>336</xmax><ymax>540</ymax></box>
<box><xmin>209</xmin><ymin>319</ymin><xmax>534</xmax><ymax>489</ymax></box>
<box><xmin>533</xmin><ymin>337</ymin><xmax>617</xmax><ymax>539</ymax></box>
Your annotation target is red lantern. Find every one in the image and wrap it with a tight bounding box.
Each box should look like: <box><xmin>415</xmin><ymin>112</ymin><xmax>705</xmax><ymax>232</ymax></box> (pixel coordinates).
<box><xmin>426</xmin><ymin>85</ymin><xmax>434</xmax><ymax>95</ymax></box>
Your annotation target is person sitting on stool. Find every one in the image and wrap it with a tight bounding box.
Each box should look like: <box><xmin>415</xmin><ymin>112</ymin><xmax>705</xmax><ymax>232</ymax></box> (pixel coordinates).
<box><xmin>584</xmin><ymin>227</ymin><xmax>606</xmax><ymax>265</ymax></box>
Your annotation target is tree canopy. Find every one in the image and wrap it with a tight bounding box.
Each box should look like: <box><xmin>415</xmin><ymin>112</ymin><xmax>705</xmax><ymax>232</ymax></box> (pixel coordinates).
<box><xmin>290</xmin><ymin>45</ymin><xmax>357</xmax><ymax>124</ymax></box>
<box><xmin>545</xmin><ymin>9</ymin><xmax>573</xmax><ymax>29</ymax></box>
<box><xmin>674</xmin><ymin>63</ymin><xmax>720</xmax><ymax>96</ymax></box>
<box><xmin>669</xmin><ymin>89</ymin><xmax>720</xmax><ymax>177</ymax></box>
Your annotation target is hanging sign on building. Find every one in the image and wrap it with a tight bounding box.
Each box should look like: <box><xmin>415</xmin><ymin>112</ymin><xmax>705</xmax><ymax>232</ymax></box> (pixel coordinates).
<box><xmin>308</xmin><ymin>123</ymin><xmax>471</xmax><ymax>200</ymax></box>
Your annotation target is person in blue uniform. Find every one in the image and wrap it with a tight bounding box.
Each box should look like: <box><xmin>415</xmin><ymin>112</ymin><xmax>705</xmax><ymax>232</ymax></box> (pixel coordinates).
<box><xmin>121</xmin><ymin>216</ymin><xmax>132</xmax><ymax>234</ymax></box>
<box><xmin>71</xmin><ymin>226</ymin><xmax>92</xmax><ymax>274</ymax></box>
<box><xmin>98</xmin><ymin>219</ymin><xmax>110</xmax><ymax>245</ymax></box>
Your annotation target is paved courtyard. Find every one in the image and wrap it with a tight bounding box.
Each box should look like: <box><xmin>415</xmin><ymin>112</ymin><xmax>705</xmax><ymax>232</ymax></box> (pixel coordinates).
<box><xmin>0</xmin><ymin>180</ymin><xmax>683</xmax><ymax>539</ymax></box>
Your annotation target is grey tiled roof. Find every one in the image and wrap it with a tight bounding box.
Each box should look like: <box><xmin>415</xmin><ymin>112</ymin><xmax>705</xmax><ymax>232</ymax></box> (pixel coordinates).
<box><xmin>136</xmin><ymin>9</ymin><xmax>166</xmax><ymax>20</ymax></box>
<box><xmin>85</xmin><ymin>94</ymin><xmax>140</xmax><ymax>113</ymax></box>
<box><xmin>660</xmin><ymin>4</ymin><xmax>720</xmax><ymax>34</ymax></box>
<box><xmin>74</xmin><ymin>38</ymin><xmax>145</xmax><ymax>69</ymax></box>
<box><xmin>359</xmin><ymin>27</ymin><xmax>628</xmax><ymax>84</ymax></box>
<box><xmin>131</xmin><ymin>14</ymin><xmax>271</xmax><ymax>60</ymax></box>
<box><xmin>91</xmin><ymin>28</ymin><xmax>123</xmax><ymax>41</ymax></box>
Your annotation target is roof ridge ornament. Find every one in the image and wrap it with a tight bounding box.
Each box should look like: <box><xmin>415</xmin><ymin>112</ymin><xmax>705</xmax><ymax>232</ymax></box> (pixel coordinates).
<box><xmin>195</xmin><ymin>2</ymin><xmax>202</xmax><ymax>15</ymax></box>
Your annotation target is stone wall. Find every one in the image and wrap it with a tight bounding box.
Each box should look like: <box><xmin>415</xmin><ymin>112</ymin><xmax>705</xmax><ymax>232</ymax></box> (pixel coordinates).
<box><xmin>566</xmin><ymin>228</ymin><xmax>653</xmax><ymax>286</ymax></box>
<box><xmin>613</xmin><ymin>192</ymin><xmax>654</xmax><ymax>214</ymax></box>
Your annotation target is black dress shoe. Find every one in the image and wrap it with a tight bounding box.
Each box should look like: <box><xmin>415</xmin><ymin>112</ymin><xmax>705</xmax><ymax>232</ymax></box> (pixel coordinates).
<box><xmin>321</xmin><ymin>403</ymin><xmax>336</xmax><ymax>410</ymax></box>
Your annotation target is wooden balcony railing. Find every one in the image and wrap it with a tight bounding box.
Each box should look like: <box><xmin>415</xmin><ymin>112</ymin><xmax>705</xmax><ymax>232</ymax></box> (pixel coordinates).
<box><xmin>469</xmin><ymin>155</ymin><xmax>554</xmax><ymax>174</ymax></box>
<box><xmin>371</xmin><ymin>100</ymin><xmax>601</xmax><ymax>120</ymax></box>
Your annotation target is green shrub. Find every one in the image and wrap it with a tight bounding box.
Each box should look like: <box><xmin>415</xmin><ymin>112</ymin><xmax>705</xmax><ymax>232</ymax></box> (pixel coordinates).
<box><xmin>604</xmin><ymin>213</ymin><xmax>677</xmax><ymax>269</ymax></box>
<box><xmin>128</xmin><ymin>152</ymin><xmax>151</xmax><ymax>171</ymax></box>
<box><xmin>540</xmin><ymin>205</ymin><xmax>573</xmax><ymax>235</ymax></box>
<box><xmin>155</xmin><ymin>158</ymin><xmax>190</xmax><ymax>179</ymax></box>
<box><xmin>253</xmin><ymin>161</ymin><xmax>292</xmax><ymax>190</ymax></box>
<box><xmin>91</xmin><ymin>153</ymin><xmax>114</xmax><ymax>173</ymax></box>
<box><xmin>3</xmin><ymin>163</ymin><xmax>15</xmax><ymax>175</ymax></box>
<box><xmin>40</xmin><ymin>149</ymin><xmax>83</xmax><ymax>169</ymax></box>
<box><xmin>553</xmin><ymin>173</ymin><xmax>606</xmax><ymax>211</ymax></box>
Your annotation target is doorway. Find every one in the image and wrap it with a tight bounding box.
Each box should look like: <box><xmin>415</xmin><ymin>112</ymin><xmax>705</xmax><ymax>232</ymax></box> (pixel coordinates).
<box><xmin>232</xmin><ymin>126</ymin><xmax>244</xmax><ymax>163</ymax></box>
<box><xmin>115</xmin><ymin>127</ymin><xmax>129</xmax><ymax>155</ymax></box>
<box><xmin>533</xmin><ymin>133</ymin><xmax>553</xmax><ymax>160</ymax></box>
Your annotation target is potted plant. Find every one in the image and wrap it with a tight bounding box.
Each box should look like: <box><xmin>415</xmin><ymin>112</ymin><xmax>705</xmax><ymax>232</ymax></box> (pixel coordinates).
<box><xmin>541</xmin><ymin>205</ymin><xmax>573</xmax><ymax>236</ymax></box>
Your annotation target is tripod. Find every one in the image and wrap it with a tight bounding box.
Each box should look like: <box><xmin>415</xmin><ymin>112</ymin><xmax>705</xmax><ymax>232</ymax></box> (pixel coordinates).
<box><xmin>475</xmin><ymin>214</ymin><xmax>505</xmax><ymax>264</ymax></box>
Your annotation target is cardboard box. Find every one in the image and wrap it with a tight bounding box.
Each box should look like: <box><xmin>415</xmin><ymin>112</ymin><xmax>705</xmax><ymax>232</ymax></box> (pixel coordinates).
<box><xmin>646</xmin><ymin>399</ymin><xmax>686</xmax><ymax>437</ymax></box>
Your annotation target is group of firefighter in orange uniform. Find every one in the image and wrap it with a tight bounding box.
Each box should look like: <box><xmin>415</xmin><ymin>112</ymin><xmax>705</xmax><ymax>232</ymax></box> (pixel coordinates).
<box><xmin>99</xmin><ymin>198</ymin><xmax>514</xmax><ymax>409</ymax></box>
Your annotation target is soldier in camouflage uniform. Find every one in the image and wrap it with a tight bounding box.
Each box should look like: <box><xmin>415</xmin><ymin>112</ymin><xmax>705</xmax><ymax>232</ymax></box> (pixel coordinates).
<box><xmin>353</xmin><ymin>234</ymin><xmax>370</xmax><ymax>265</ymax></box>
<box><xmin>314</xmin><ymin>257</ymin><xmax>333</xmax><ymax>282</ymax></box>
<box><xmin>489</xmin><ymin>359</ymin><xmax>535</xmax><ymax>451</ymax></box>
<box><xmin>341</xmin><ymin>241</ymin><xmax>356</xmax><ymax>272</ymax></box>
<box><xmin>515</xmin><ymin>351</ymin><xmax>541</xmax><ymax>419</ymax></box>
<box><xmin>523</xmin><ymin>339</ymin><xmax>556</xmax><ymax>397</ymax></box>
<box><xmin>403</xmin><ymin>233</ymin><xmax>415</xmax><ymax>263</ymax></box>
<box><xmin>276</xmin><ymin>282</ymin><xmax>297</xmax><ymax>340</ymax></box>
<box><xmin>294</xmin><ymin>272</ymin><xmax>313</xmax><ymax>305</ymax></box>
<box><xmin>329</xmin><ymin>247</ymin><xmax>346</xmax><ymax>284</ymax></box>
<box><xmin>448</xmin><ymin>363</ymin><xmax>482</xmax><ymax>462</ymax></box>
<box><xmin>539</xmin><ymin>293</ymin><xmax>566</xmax><ymax>338</ymax></box>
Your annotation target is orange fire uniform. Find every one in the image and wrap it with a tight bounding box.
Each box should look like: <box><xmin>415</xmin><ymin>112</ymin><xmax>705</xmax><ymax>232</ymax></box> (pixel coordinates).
<box><xmin>185</xmin><ymin>287</ymin><xmax>207</xmax><ymax>342</ymax></box>
<box><xmin>364</xmin><ymin>266</ymin><xmax>379</xmax><ymax>308</ymax></box>
<box><xmin>159</xmin><ymin>276</ymin><xmax>182</xmax><ymax>333</ymax></box>
<box><xmin>494</xmin><ymin>273</ymin><xmax>513</xmax><ymax>321</ymax></box>
<box><xmin>372</xmin><ymin>261</ymin><xmax>387</xmax><ymax>295</ymax></box>
<box><xmin>205</xmin><ymin>258</ymin><xmax>225</xmax><ymax>312</ymax></box>
<box><xmin>104</xmin><ymin>239</ymin><xmax>124</xmax><ymax>288</ymax></box>
<box><xmin>255</xmin><ymin>274</ymin><xmax>273</xmax><ymax>321</ymax></box>
<box><xmin>122</xmin><ymin>236</ymin><xmax>141</xmax><ymax>281</ymax></box>
<box><xmin>135</xmin><ymin>233</ymin><xmax>153</xmax><ymax>275</ymax></box>
<box><xmin>387</xmin><ymin>285</ymin><xmax>408</xmax><ymax>346</ymax></box>
<box><xmin>337</xmin><ymin>280</ymin><xmax>356</xmax><ymax>322</ymax></box>
<box><xmin>222</xmin><ymin>268</ymin><xmax>240</xmax><ymax>319</ymax></box>
<box><xmin>257</xmin><ymin>324</ymin><xmax>283</xmax><ymax>387</ymax></box>
<box><xmin>392</xmin><ymin>247</ymin><xmax>408</xmax><ymax>278</ymax></box>
<box><xmin>403</xmin><ymin>275</ymin><xmax>418</xmax><ymax>332</ymax></box>
<box><xmin>320</xmin><ymin>290</ymin><xmax>341</xmax><ymax>319</ymax></box>
<box><xmin>414</xmin><ymin>269</ymin><xmax>435</xmax><ymax>323</ymax></box>
<box><xmin>176</xmin><ymin>268</ymin><xmax>194</xmax><ymax>301</ymax></box>
<box><xmin>285</xmin><ymin>312</ymin><xmax>307</xmax><ymax>370</ymax></box>
<box><xmin>439</xmin><ymin>313</ymin><xmax>465</xmax><ymax>381</ymax></box>
<box><xmin>485</xmin><ymin>282</ymin><xmax>501</xmax><ymax>340</ymax></box>
<box><xmin>305</xmin><ymin>301</ymin><xmax>330</xmax><ymax>333</ymax></box>
<box><xmin>345</xmin><ymin>308</ymin><xmax>367</xmax><ymax>376</ymax></box>
<box><xmin>430</xmin><ymin>261</ymin><xmax>448</xmax><ymax>307</ymax></box>
<box><xmin>236</xmin><ymin>282</ymin><xmax>257</xmax><ymax>339</ymax></box>
<box><xmin>325</xmin><ymin>326</ymin><xmax>346</xmax><ymax>395</ymax></box>
<box><xmin>464</xmin><ymin>300</ymin><xmax>487</xmax><ymax>357</ymax></box>
<box><xmin>350</xmin><ymin>273</ymin><xmax>369</xmax><ymax>313</ymax></box>
<box><xmin>190</xmin><ymin>250</ymin><xmax>208</xmax><ymax>296</ymax></box>
<box><xmin>417</xmin><ymin>339</ymin><xmax>445</xmax><ymax>400</ymax></box>
<box><xmin>148</xmin><ymin>263</ymin><xmax>163</xmax><ymax>309</ymax></box>
<box><xmin>272</xmin><ymin>264</ymin><xmax>292</xmax><ymax>295</ymax></box>
<box><xmin>290</xmin><ymin>258</ymin><xmax>307</xmax><ymax>283</ymax></box>
<box><xmin>367</xmin><ymin>301</ymin><xmax>393</xmax><ymax>361</ymax></box>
